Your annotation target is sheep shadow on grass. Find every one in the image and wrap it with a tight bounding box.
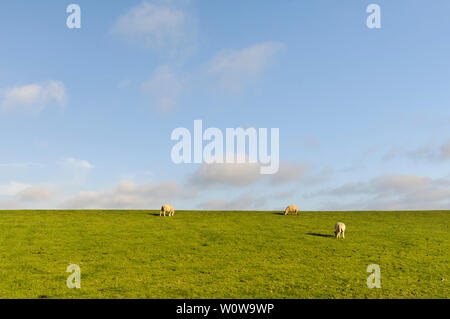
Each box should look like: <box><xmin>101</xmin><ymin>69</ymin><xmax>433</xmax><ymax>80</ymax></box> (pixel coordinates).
<box><xmin>306</xmin><ymin>233</ymin><xmax>334</xmax><ymax>238</ymax></box>
<box><xmin>147</xmin><ymin>212</ymin><xmax>161</xmax><ymax>217</ymax></box>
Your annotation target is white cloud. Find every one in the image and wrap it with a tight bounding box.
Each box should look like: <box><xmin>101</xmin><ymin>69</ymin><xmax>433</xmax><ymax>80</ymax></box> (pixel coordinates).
<box><xmin>17</xmin><ymin>186</ymin><xmax>54</xmax><ymax>202</ymax></box>
<box><xmin>64</xmin><ymin>158</ymin><xmax>94</xmax><ymax>169</ymax></box>
<box><xmin>141</xmin><ymin>65</ymin><xmax>184</xmax><ymax>113</ymax></box>
<box><xmin>62</xmin><ymin>157</ymin><xmax>94</xmax><ymax>185</ymax></box>
<box><xmin>0</xmin><ymin>199</ymin><xmax>20</xmax><ymax>210</ymax></box>
<box><xmin>189</xmin><ymin>161</ymin><xmax>311</xmax><ymax>188</ymax></box>
<box><xmin>189</xmin><ymin>162</ymin><xmax>262</xmax><ymax>188</ymax></box>
<box><xmin>208</xmin><ymin>42</ymin><xmax>285</xmax><ymax>90</ymax></box>
<box><xmin>0</xmin><ymin>182</ymin><xmax>32</xmax><ymax>196</ymax></box>
<box><xmin>62</xmin><ymin>180</ymin><xmax>196</xmax><ymax>209</ymax></box>
<box><xmin>307</xmin><ymin>174</ymin><xmax>450</xmax><ymax>210</ymax></box>
<box><xmin>308</xmin><ymin>175</ymin><xmax>433</xmax><ymax>198</ymax></box>
<box><xmin>197</xmin><ymin>190</ymin><xmax>299</xmax><ymax>211</ymax></box>
<box><xmin>0</xmin><ymin>182</ymin><xmax>55</xmax><ymax>206</ymax></box>
<box><xmin>112</xmin><ymin>0</ymin><xmax>196</xmax><ymax>55</ymax></box>
<box><xmin>0</xmin><ymin>81</ymin><xmax>67</xmax><ymax>113</ymax></box>
<box><xmin>372</xmin><ymin>175</ymin><xmax>431</xmax><ymax>193</ymax></box>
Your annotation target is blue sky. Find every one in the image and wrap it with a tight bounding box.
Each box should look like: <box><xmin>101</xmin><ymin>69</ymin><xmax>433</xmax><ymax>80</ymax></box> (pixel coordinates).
<box><xmin>1</xmin><ymin>0</ymin><xmax>449</xmax><ymax>210</ymax></box>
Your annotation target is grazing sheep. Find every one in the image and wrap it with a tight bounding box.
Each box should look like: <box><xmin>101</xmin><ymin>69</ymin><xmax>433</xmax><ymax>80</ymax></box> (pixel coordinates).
<box><xmin>284</xmin><ymin>205</ymin><xmax>299</xmax><ymax>216</ymax></box>
<box><xmin>160</xmin><ymin>204</ymin><xmax>175</xmax><ymax>217</ymax></box>
<box><xmin>335</xmin><ymin>222</ymin><xmax>346</xmax><ymax>239</ymax></box>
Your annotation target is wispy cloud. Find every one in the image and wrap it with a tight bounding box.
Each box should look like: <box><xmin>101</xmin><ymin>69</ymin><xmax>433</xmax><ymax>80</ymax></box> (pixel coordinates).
<box><xmin>140</xmin><ymin>65</ymin><xmax>185</xmax><ymax>114</ymax></box>
<box><xmin>111</xmin><ymin>0</ymin><xmax>196</xmax><ymax>56</ymax></box>
<box><xmin>189</xmin><ymin>161</ymin><xmax>310</xmax><ymax>188</ymax></box>
<box><xmin>62</xmin><ymin>180</ymin><xmax>196</xmax><ymax>209</ymax></box>
<box><xmin>0</xmin><ymin>182</ymin><xmax>55</xmax><ymax>207</ymax></box>
<box><xmin>189</xmin><ymin>162</ymin><xmax>261</xmax><ymax>188</ymax></box>
<box><xmin>0</xmin><ymin>81</ymin><xmax>67</xmax><ymax>113</ymax></box>
<box><xmin>207</xmin><ymin>42</ymin><xmax>285</xmax><ymax>90</ymax></box>
<box><xmin>62</xmin><ymin>157</ymin><xmax>94</xmax><ymax>184</ymax></box>
<box><xmin>439</xmin><ymin>140</ymin><xmax>450</xmax><ymax>160</ymax></box>
<box><xmin>307</xmin><ymin>174</ymin><xmax>450</xmax><ymax>210</ymax></box>
<box><xmin>17</xmin><ymin>185</ymin><xmax>54</xmax><ymax>202</ymax></box>
<box><xmin>383</xmin><ymin>139</ymin><xmax>450</xmax><ymax>162</ymax></box>
<box><xmin>63</xmin><ymin>157</ymin><xmax>94</xmax><ymax>169</ymax></box>
<box><xmin>270</xmin><ymin>162</ymin><xmax>309</xmax><ymax>185</ymax></box>
<box><xmin>0</xmin><ymin>182</ymin><xmax>32</xmax><ymax>196</ymax></box>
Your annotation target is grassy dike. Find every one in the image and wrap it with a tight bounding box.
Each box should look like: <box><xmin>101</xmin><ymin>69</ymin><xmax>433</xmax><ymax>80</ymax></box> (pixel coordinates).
<box><xmin>0</xmin><ymin>210</ymin><xmax>448</xmax><ymax>298</ymax></box>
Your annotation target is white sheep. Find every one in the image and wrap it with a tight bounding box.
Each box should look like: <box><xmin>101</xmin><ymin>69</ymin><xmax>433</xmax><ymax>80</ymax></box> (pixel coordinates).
<box><xmin>284</xmin><ymin>205</ymin><xmax>299</xmax><ymax>216</ymax></box>
<box><xmin>335</xmin><ymin>222</ymin><xmax>346</xmax><ymax>239</ymax></box>
<box><xmin>160</xmin><ymin>204</ymin><xmax>175</xmax><ymax>217</ymax></box>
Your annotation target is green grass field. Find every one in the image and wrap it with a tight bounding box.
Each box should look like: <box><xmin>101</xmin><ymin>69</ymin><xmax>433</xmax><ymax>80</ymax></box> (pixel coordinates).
<box><xmin>0</xmin><ymin>210</ymin><xmax>448</xmax><ymax>299</ymax></box>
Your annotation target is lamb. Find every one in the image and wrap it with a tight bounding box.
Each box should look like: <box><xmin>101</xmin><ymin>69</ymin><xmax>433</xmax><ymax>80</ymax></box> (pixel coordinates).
<box><xmin>160</xmin><ymin>204</ymin><xmax>175</xmax><ymax>217</ymax></box>
<box><xmin>284</xmin><ymin>205</ymin><xmax>299</xmax><ymax>216</ymax></box>
<box><xmin>335</xmin><ymin>222</ymin><xmax>346</xmax><ymax>239</ymax></box>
